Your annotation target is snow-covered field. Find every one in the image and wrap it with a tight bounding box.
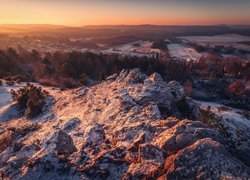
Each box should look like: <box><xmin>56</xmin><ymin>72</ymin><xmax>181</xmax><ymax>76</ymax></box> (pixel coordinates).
<box><xmin>102</xmin><ymin>41</ymin><xmax>161</xmax><ymax>58</ymax></box>
<box><xmin>180</xmin><ymin>34</ymin><xmax>250</xmax><ymax>52</ymax></box>
<box><xmin>167</xmin><ymin>43</ymin><xmax>201</xmax><ymax>62</ymax></box>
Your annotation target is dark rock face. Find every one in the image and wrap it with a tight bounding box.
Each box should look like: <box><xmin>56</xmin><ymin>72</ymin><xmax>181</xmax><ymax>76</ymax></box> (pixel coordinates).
<box><xmin>41</xmin><ymin>130</ymin><xmax>77</xmax><ymax>155</ymax></box>
<box><xmin>162</xmin><ymin>138</ymin><xmax>250</xmax><ymax>179</ymax></box>
<box><xmin>167</xmin><ymin>81</ymin><xmax>185</xmax><ymax>101</ymax></box>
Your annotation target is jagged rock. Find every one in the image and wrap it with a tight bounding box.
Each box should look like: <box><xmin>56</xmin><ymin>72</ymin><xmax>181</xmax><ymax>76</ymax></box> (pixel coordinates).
<box><xmin>22</xmin><ymin>153</ymin><xmax>79</xmax><ymax>180</ymax></box>
<box><xmin>117</xmin><ymin>69</ymin><xmax>129</xmax><ymax>83</ymax></box>
<box><xmin>143</xmin><ymin>103</ymin><xmax>162</xmax><ymax>119</ymax></box>
<box><xmin>82</xmin><ymin>147</ymin><xmax>127</xmax><ymax>179</ymax></box>
<box><xmin>125</xmin><ymin>143</ymin><xmax>166</xmax><ymax>178</ymax></box>
<box><xmin>124</xmin><ymin>68</ymin><xmax>147</xmax><ymax>85</ymax></box>
<box><xmin>0</xmin><ymin>131</ymin><xmax>13</xmax><ymax>154</ymax></box>
<box><xmin>138</xmin><ymin>143</ymin><xmax>166</xmax><ymax>164</ymax></box>
<box><xmin>1</xmin><ymin>68</ymin><xmax>250</xmax><ymax>179</ymax></box>
<box><xmin>41</xmin><ymin>130</ymin><xmax>76</xmax><ymax>155</ymax></box>
<box><xmin>128</xmin><ymin>132</ymin><xmax>146</xmax><ymax>152</ymax></box>
<box><xmin>114</xmin><ymin>122</ymin><xmax>152</xmax><ymax>147</ymax></box>
<box><xmin>17</xmin><ymin>144</ymin><xmax>41</xmax><ymax>157</ymax></box>
<box><xmin>60</xmin><ymin>118</ymin><xmax>81</xmax><ymax>132</ymax></box>
<box><xmin>167</xmin><ymin>81</ymin><xmax>185</xmax><ymax>101</ymax></box>
<box><xmin>153</xmin><ymin>120</ymin><xmax>222</xmax><ymax>155</ymax></box>
<box><xmin>106</xmin><ymin>73</ymin><xmax>118</xmax><ymax>81</ymax></box>
<box><xmin>162</xmin><ymin>138</ymin><xmax>250</xmax><ymax>179</ymax></box>
<box><xmin>6</xmin><ymin>120</ymin><xmax>40</xmax><ymax>139</ymax></box>
<box><xmin>84</xmin><ymin>124</ymin><xmax>106</xmax><ymax>147</ymax></box>
<box><xmin>70</xmin><ymin>151</ymin><xmax>89</xmax><ymax>166</ymax></box>
<box><xmin>74</xmin><ymin>87</ymin><xmax>89</xmax><ymax>99</ymax></box>
<box><xmin>119</xmin><ymin>89</ymin><xmax>136</xmax><ymax>109</ymax></box>
<box><xmin>185</xmin><ymin>97</ymin><xmax>201</xmax><ymax>119</ymax></box>
<box><xmin>125</xmin><ymin>72</ymin><xmax>173</xmax><ymax>113</ymax></box>
<box><xmin>150</xmin><ymin>118</ymin><xmax>180</xmax><ymax>136</ymax></box>
<box><xmin>2</xmin><ymin>155</ymin><xmax>28</xmax><ymax>179</ymax></box>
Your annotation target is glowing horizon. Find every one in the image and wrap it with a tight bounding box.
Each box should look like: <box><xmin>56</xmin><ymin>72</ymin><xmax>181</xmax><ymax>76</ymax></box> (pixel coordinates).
<box><xmin>0</xmin><ymin>0</ymin><xmax>250</xmax><ymax>26</ymax></box>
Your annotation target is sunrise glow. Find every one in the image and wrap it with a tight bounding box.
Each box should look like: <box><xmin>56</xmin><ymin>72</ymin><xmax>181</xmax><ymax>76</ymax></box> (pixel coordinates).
<box><xmin>0</xmin><ymin>0</ymin><xmax>249</xmax><ymax>26</ymax></box>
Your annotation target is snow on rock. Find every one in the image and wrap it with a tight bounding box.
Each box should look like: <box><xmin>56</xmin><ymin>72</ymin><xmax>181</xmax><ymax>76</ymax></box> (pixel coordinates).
<box><xmin>0</xmin><ymin>131</ymin><xmax>13</xmax><ymax>154</ymax></box>
<box><xmin>83</xmin><ymin>123</ymin><xmax>106</xmax><ymax>148</ymax></box>
<box><xmin>119</xmin><ymin>88</ymin><xmax>136</xmax><ymax>110</ymax></box>
<box><xmin>0</xmin><ymin>70</ymin><xmax>250</xmax><ymax>179</ymax></box>
<box><xmin>197</xmin><ymin>100</ymin><xmax>250</xmax><ymax>166</ymax></box>
<box><xmin>106</xmin><ymin>73</ymin><xmax>118</xmax><ymax>81</ymax></box>
<box><xmin>167</xmin><ymin>81</ymin><xmax>185</xmax><ymax>101</ymax></box>
<box><xmin>121</xmin><ymin>70</ymin><xmax>173</xmax><ymax>111</ymax></box>
<box><xmin>22</xmin><ymin>153</ymin><xmax>80</xmax><ymax>180</ymax></box>
<box><xmin>2</xmin><ymin>155</ymin><xmax>28</xmax><ymax>179</ymax></box>
<box><xmin>162</xmin><ymin>138</ymin><xmax>250</xmax><ymax>179</ymax></box>
<box><xmin>59</xmin><ymin>117</ymin><xmax>81</xmax><ymax>132</ymax></box>
<box><xmin>153</xmin><ymin>120</ymin><xmax>222</xmax><ymax>155</ymax></box>
<box><xmin>41</xmin><ymin>130</ymin><xmax>77</xmax><ymax>155</ymax></box>
<box><xmin>125</xmin><ymin>143</ymin><xmax>166</xmax><ymax>178</ymax></box>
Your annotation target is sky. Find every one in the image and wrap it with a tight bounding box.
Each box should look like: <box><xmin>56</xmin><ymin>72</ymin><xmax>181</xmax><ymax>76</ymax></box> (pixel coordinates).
<box><xmin>0</xmin><ymin>0</ymin><xmax>250</xmax><ymax>26</ymax></box>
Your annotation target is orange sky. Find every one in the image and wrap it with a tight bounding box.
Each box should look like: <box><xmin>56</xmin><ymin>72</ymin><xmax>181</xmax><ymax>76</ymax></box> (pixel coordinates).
<box><xmin>0</xmin><ymin>0</ymin><xmax>249</xmax><ymax>26</ymax></box>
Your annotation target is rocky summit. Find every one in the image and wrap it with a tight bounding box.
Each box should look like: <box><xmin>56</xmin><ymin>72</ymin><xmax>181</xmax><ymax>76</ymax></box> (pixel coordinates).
<box><xmin>0</xmin><ymin>69</ymin><xmax>249</xmax><ymax>179</ymax></box>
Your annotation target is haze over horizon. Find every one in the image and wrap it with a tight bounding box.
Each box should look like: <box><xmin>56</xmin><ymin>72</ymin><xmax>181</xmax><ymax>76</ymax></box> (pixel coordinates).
<box><xmin>0</xmin><ymin>0</ymin><xmax>250</xmax><ymax>26</ymax></box>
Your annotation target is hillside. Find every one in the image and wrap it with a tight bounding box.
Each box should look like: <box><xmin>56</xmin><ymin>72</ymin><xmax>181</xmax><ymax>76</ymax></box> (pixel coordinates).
<box><xmin>0</xmin><ymin>69</ymin><xmax>249</xmax><ymax>179</ymax></box>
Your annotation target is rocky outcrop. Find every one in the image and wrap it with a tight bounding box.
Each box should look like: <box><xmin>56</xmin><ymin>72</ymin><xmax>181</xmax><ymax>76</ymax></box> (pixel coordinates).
<box><xmin>0</xmin><ymin>131</ymin><xmax>13</xmax><ymax>154</ymax></box>
<box><xmin>59</xmin><ymin>117</ymin><xmax>81</xmax><ymax>132</ymax></box>
<box><xmin>83</xmin><ymin>124</ymin><xmax>106</xmax><ymax>148</ymax></box>
<box><xmin>162</xmin><ymin>138</ymin><xmax>250</xmax><ymax>179</ymax></box>
<box><xmin>153</xmin><ymin>120</ymin><xmax>222</xmax><ymax>155</ymax></box>
<box><xmin>41</xmin><ymin>130</ymin><xmax>76</xmax><ymax>155</ymax></box>
<box><xmin>2</xmin><ymin>155</ymin><xmax>28</xmax><ymax>179</ymax></box>
<box><xmin>167</xmin><ymin>81</ymin><xmax>185</xmax><ymax>101</ymax></box>
<box><xmin>22</xmin><ymin>153</ymin><xmax>79</xmax><ymax>180</ymax></box>
<box><xmin>125</xmin><ymin>143</ymin><xmax>166</xmax><ymax>178</ymax></box>
<box><xmin>128</xmin><ymin>72</ymin><xmax>173</xmax><ymax>110</ymax></box>
<box><xmin>0</xmin><ymin>69</ymin><xmax>249</xmax><ymax>179</ymax></box>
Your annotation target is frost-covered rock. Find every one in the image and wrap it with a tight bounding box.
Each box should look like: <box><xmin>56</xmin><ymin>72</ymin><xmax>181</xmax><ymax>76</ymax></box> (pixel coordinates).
<box><xmin>162</xmin><ymin>138</ymin><xmax>250</xmax><ymax>179</ymax></box>
<box><xmin>106</xmin><ymin>73</ymin><xmax>118</xmax><ymax>81</ymax></box>
<box><xmin>41</xmin><ymin>130</ymin><xmax>76</xmax><ymax>155</ymax></box>
<box><xmin>2</xmin><ymin>155</ymin><xmax>27</xmax><ymax>179</ymax></box>
<box><xmin>167</xmin><ymin>81</ymin><xmax>185</xmax><ymax>101</ymax></box>
<box><xmin>185</xmin><ymin>97</ymin><xmax>201</xmax><ymax>119</ymax></box>
<box><xmin>119</xmin><ymin>89</ymin><xmax>136</xmax><ymax>109</ymax></box>
<box><xmin>22</xmin><ymin>153</ymin><xmax>79</xmax><ymax>180</ymax></box>
<box><xmin>124</xmin><ymin>68</ymin><xmax>147</xmax><ymax>85</ymax></box>
<box><xmin>1</xmin><ymin>69</ymin><xmax>249</xmax><ymax>179</ymax></box>
<box><xmin>128</xmin><ymin>132</ymin><xmax>146</xmax><ymax>152</ymax></box>
<box><xmin>117</xmin><ymin>69</ymin><xmax>129</xmax><ymax>83</ymax></box>
<box><xmin>84</xmin><ymin>124</ymin><xmax>106</xmax><ymax>147</ymax></box>
<box><xmin>0</xmin><ymin>131</ymin><xmax>13</xmax><ymax>154</ymax></box>
<box><xmin>127</xmin><ymin>72</ymin><xmax>173</xmax><ymax>111</ymax></box>
<box><xmin>143</xmin><ymin>103</ymin><xmax>162</xmax><ymax>119</ymax></box>
<box><xmin>153</xmin><ymin>120</ymin><xmax>222</xmax><ymax>155</ymax></box>
<box><xmin>125</xmin><ymin>143</ymin><xmax>166</xmax><ymax>178</ymax></box>
<box><xmin>82</xmin><ymin>147</ymin><xmax>127</xmax><ymax>179</ymax></box>
<box><xmin>74</xmin><ymin>87</ymin><xmax>89</xmax><ymax>99</ymax></box>
<box><xmin>60</xmin><ymin>118</ymin><xmax>81</xmax><ymax>132</ymax></box>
